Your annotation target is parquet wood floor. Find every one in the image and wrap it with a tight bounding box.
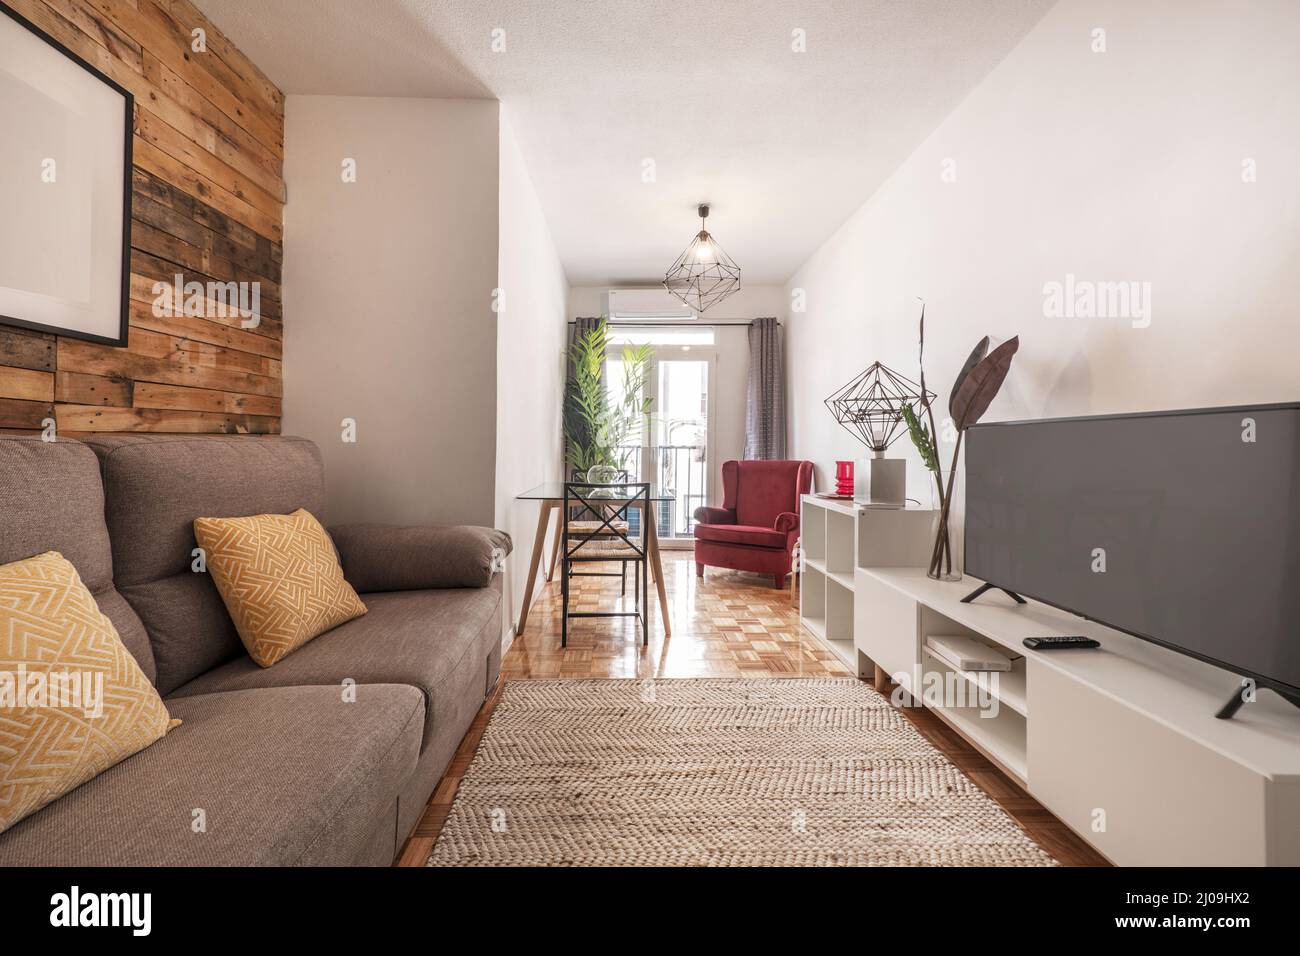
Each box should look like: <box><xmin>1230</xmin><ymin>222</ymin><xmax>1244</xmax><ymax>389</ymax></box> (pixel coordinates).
<box><xmin>504</xmin><ymin>552</ymin><xmax>849</xmax><ymax>680</ymax></box>
<box><xmin>397</xmin><ymin>551</ymin><xmax>1108</xmax><ymax>867</ymax></box>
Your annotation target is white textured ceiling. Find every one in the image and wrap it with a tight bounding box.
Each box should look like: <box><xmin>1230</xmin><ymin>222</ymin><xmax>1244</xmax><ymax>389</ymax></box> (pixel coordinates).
<box><xmin>196</xmin><ymin>0</ymin><xmax>1055</xmax><ymax>284</ymax></box>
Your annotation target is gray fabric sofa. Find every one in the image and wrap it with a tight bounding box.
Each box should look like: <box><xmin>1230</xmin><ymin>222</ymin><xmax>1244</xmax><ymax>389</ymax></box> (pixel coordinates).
<box><xmin>0</xmin><ymin>434</ymin><xmax>510</xmax><ymax>866</ymax></box>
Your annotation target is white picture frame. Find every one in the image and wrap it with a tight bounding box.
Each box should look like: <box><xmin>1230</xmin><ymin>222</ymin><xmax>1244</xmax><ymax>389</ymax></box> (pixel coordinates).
<box><xmin>0</xmin><ymin>2</ymin><xmax>132</xmax><ymax>347</ymax></box>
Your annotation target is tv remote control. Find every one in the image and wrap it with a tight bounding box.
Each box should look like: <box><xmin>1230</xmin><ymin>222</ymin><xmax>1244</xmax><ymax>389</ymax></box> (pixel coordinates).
<box><xmin>1023</xmin><ymin>635</ymin><xmax>1101</xmax><ymax>650</ymax></box>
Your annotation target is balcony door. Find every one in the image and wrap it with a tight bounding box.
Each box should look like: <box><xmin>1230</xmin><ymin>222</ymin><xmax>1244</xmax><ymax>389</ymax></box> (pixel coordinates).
<box><xmin>605</xmin><ymin>328</ymin><xmax>716</xmax><ymax>546</ymax></box>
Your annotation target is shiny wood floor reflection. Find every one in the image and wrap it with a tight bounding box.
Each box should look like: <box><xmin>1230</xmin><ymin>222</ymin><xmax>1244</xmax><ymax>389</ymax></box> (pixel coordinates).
<box><xmin>504</xmin><ymin>551</ymin><xmax>850</xmax><ymax>679</ymax></box>
<box><xmin>398</xmin><ymin>552</ymin><xmax>1107</xmax><ymax>867</ymax></box>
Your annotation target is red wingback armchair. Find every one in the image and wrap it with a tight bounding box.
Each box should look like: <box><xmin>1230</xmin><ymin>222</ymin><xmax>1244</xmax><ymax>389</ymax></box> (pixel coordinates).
<box><xmin>693</xmin><ymin>459</ymin><xmax>814</xmax><ymax>589</ymax></box>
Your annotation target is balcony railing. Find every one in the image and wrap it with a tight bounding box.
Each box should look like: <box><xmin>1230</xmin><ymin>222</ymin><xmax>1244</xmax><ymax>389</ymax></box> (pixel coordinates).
<box><xmin>614</xmin><ymin>444</ymin><xmax>707</xmax><ymax>539</ymax></box>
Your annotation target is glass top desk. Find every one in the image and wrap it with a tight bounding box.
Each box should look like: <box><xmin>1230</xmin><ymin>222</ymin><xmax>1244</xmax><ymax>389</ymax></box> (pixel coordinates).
<box><xmin>514</xmin><ymin>483</ymin><xmax>676</xmax><ymax>637</ymax></box>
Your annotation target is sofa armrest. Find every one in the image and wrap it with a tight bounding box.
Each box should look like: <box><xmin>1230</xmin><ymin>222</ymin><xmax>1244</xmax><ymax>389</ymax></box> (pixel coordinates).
<box><xmin>774</xmin><ymin>512</ymin><xmax>799</xmax><ymax>535</ymax></box>
<box><xmin>329</xmin><ymin>524</ymin><xmax>513</xmax><ymax>592</ymax></box>
<box><xmin>693</xmin><ymin>506</ymin><xmax>736</xmax><ymax>525</ymax></box>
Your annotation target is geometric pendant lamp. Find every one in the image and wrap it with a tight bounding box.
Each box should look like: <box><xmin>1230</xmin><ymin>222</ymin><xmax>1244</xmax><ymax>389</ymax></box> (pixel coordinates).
<box><xmin>663</xmin><ymin>203</ymin><xmax>741</xmax><ymax>312</ymax></box>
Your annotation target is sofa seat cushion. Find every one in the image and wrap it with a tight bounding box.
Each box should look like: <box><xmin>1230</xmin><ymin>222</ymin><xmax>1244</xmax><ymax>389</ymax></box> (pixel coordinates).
<box><xmin>167</xmin><ymin>586</ymin><xmax>501</xmax><ymax>750</ymax></box>
<box><xmin>693</xmin><ymin>523</ymin><xmax>787</xmax><ymax>549</ymax></box>
<box><xmin>0</xmin><ymin>684</ymin><xmax>423</xmax><ymax>866</ymax></box>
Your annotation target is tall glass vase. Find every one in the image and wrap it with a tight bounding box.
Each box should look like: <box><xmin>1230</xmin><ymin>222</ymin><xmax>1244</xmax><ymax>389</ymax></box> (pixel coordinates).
<box><xmin>927</xmin><ymin>470</ymin><xmax>961</xmax><ymax>582</ymax></box>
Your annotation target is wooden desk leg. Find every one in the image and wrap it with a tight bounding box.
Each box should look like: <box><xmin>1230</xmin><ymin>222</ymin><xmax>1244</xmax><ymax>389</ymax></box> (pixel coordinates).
<box><xmin>545</xmin><ymin>507</ymin><xmax>562</xmax><ymax>582</ymax></box>
<box><xmin>515</xmin><ymin>501</ymin><xmax>555</xmax><ymax>636</ymax></box>
<box><xmin>645</xmin><ymin>513</ymin><xmax>671</xmax><ymax>636</ymax></box>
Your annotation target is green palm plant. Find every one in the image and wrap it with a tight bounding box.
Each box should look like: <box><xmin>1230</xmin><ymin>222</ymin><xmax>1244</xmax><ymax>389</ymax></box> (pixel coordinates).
<box><xmin>563</xmin><ymin>319</ymin><xmax>654</xmax><ymax>475</ymax></box>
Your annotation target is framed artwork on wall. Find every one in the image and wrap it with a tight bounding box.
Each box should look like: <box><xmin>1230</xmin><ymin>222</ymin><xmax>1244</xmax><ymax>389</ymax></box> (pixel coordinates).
<box><xmin>0</xmin><ymin>2</ymin><xmax>132</xmax><ymax>347</ymax></box>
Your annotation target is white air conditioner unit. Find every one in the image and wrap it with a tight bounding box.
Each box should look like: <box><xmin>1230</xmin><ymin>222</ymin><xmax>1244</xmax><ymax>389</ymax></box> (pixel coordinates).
<box><xmin>605</xmin><ymin>288</ymin><xmax>696</xmax><ymax>321</ymax></box>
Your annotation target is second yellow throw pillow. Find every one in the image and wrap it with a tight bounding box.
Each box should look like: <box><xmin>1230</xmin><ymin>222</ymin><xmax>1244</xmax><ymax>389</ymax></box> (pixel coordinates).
<box><xmin>194</xmin><ymin>509</ymin><xmax>366</xmax><ymax>667</ymax></box>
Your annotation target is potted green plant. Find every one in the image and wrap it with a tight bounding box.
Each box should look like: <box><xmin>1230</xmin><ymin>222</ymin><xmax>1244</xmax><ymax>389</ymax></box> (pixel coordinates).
<box><xmin>563</xmin><ymin>318</ymin><xmax>654</xmax><ymax>487</ymax></box>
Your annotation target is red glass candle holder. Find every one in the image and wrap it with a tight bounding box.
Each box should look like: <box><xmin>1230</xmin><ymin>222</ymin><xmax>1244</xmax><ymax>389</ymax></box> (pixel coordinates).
<box><xmin>835</xmin><ymin>460</ymin><xmax>854</xmax><ymax>496</ymax></box>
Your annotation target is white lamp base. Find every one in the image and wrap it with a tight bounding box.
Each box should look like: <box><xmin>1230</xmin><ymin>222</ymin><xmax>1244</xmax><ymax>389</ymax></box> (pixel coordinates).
<box><xmin>855</xmin><ymin>457</ymin><xmax>906</xmax><ymax>508</ymax></box>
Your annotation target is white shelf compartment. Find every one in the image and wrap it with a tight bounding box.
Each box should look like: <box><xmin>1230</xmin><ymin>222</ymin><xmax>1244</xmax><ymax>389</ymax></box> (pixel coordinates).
<box><xmin>799</xmin><ymin>496</ymin><xmax>864</xmax><ymax>673</ymax></box>
<box><xmin>805</xmin><ymin>557</ymin><xmax>853</xmax><ymax>592</ymax></box>
<box><xmin>825</xmin><ymin>503</ymin><xmax>856</xmax><ymax>578</ymax></box>
<box><xmin>822</xmin><ymin>571</ymin><xmax>855</xmax><ymax>667</ymax></box>
<box><xmin>800</xmin><ymin>562</ymin><xmax>826</xmax><ymax>642</ymax></box>
<box><xmin>920</xmin><ymin>626</ymin><xmax>1028</xmax><ymax>717</ymax></box>
<box><xmin>927</xmin><ymin>695</ymin><xmax>1029</xmax><ymax>786</ymax></box>
<box><xmin>921</xmin><ymin>647</ymin><xmax>1028</xmax><ymax>718</ymax></box>
<box><xmin>801</xmin><ymin>500</ymin><xmax>827</xmax><ymax>564</ymax></box>
<box><xmin>919</xmin><ymin>634</ymin><xmax>1029</xmax><ymax>784</ymax></box>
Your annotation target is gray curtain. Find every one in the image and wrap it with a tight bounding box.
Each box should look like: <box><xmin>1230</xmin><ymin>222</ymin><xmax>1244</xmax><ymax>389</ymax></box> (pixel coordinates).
<box><xmin>745</xmin><ymin>317</ymin><xmax>786</xmax><ymax>459</ymax></box>
<box><xmin>564</xmin><ymin>317</ymin><xmax>603</xmax><ymax>478</ymax></box>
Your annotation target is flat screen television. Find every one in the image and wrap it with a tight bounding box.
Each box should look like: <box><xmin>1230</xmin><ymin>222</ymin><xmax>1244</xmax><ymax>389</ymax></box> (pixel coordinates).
<box><xmin>963</xmin><ymin>403</ymin><xmax>1300</xmax><ymax>716</ymax></box>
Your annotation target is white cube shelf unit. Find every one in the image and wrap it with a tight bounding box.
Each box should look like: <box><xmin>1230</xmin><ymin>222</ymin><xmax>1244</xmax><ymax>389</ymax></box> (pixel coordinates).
<box><xmin>798</xmin><ymin>495</ymin><xmax>936</xmax><ymax>673</ymax></box>
<box><xmin>798</xmin><ymin>496</ymin><xmax>856</xmax><ymax>668</ymax></box>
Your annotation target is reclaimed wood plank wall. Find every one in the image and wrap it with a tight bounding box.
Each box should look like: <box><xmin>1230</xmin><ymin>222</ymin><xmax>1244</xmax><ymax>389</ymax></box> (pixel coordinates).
<box><xmin>0</xmin><ymin>0</ymin><xmax>284</xmax><ymax>435</ymax></box>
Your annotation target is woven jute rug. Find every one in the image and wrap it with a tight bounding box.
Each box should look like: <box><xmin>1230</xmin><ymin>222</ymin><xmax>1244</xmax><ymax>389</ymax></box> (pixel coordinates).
<box><xmin>427</xmin><ymin>678</ymin><xmax>1055</xmax><ymax>867</ymax></box>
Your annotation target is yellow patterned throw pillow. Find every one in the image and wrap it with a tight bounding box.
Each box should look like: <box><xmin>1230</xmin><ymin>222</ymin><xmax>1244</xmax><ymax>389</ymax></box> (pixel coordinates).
<box><xmin>194</xmin><ymin>509</ymin><xmax>367</xmax><ymax>667</ymax></box>
<box><xmin>0</xmin><ymin>551</ymin><xmax>178</xmax><ymax>834</ymax></box>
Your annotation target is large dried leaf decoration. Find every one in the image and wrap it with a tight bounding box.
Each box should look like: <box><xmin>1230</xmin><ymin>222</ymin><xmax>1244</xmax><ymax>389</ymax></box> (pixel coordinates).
<box><xmin>951</xmin><ymin>336</ymin><xmax>1019</xmax><ymax>430</ymax></box>
<box><xmin>948</xmin><ymin>335</ymin><xmax>989</xmax><ymax>420</ymax></box>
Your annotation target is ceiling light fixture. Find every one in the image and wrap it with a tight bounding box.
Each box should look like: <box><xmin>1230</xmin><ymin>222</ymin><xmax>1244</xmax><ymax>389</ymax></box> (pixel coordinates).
<box><xmin>663</xmin><ymin>203</ymin><xmax>741</xmax><ymax>312</ymax></box>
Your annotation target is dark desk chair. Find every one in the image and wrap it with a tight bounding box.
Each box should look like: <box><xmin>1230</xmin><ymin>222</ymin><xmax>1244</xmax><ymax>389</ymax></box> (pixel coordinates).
<box><xmin>562</xmin><ymin>481</ymin><xmax>649</xmax><ymax>648</ymax></box>
<box><xmin>566</xmin><ymin>469</ymin><xmax>633</xmax><ymax>594</ymax></box>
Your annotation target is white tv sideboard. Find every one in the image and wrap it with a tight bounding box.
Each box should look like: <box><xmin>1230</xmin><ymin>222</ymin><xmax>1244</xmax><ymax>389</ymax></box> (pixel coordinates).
<box><xmin>854</xmin><ymin>566</ymin><xmax>1300</xmax><ymax>866</ymax></box>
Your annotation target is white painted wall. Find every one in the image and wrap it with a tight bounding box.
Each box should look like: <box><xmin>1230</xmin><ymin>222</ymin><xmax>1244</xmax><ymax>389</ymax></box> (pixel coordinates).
<box><xmin>567</xmin><ymin>285</ymin><xmax>787</xmax><ymax>512</ymax></box>
<box><xmin>283</xmin><ymin>95</ymin><xmax>500</xmax><ymax>527</ymax></box>
<box><xmin>496</xmin><ymin>111</ymin><xmax>569</xmax><ymax>636</ymax></box>
<box><xmin>786</xmin><ymin>0</ymin><xmax>1300</xmax><ymax>566</ymax></box>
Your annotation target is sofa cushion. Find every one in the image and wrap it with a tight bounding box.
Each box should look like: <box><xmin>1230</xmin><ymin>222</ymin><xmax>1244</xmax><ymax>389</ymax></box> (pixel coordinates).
<box><xmin>693</xmin><ymin>523</ymin><xmax>788</xmax><ymax>549</ymax></box>
<box><xmin>167</xmin><ymin>584</ymin><xmax>502</xmax><ymax>750</ymax></box>
<box><xmin>0</xmin><ymin>437</ymin><xmax>154</xmax><ymax>681</ymax></box>
<box><xmin>194</xmin><ymin>509</ymin><xmax>368</xmax><ymax>667</ymax></box>
<box><xmin>330</xmin><ymin>524</ymin><xmax>513</xmax><ymax>591</ymax></box>
<box><xmin>82</xmin><ymin>435</ymin><xmax>326</xmax><ymax>695</ymax></box>
<box><xmin>0</xmin><ymin>684</ymin><xmax>423</xmax><ymax>866</ymax></box>
<box><xmin>111</xmin><ymin>574</ymin><xmax>244</xmax><ymax>695</ymax></box>
<box><xmin>0</xmin><ymin>552</ymin><xmax>179</xmax><ymax>834</ymax></box>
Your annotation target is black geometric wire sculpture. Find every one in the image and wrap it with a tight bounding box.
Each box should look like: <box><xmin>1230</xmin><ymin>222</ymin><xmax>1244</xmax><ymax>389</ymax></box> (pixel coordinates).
<box><xmin>824</xmin><ymin>362</ymin><xmax>935</xmax><ymax>452</ymax></box>
<box><xmin>663</xmin><ymin>203</ymin><xmax>741</xmax><ymax>312</ymax></box>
